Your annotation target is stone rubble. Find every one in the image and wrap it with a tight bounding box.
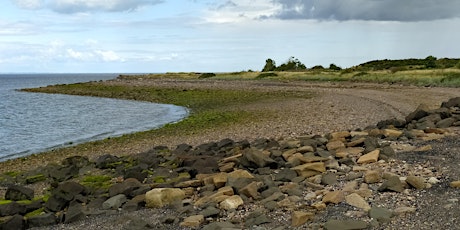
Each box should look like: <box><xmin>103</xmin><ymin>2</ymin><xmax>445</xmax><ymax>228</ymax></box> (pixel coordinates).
<box><xmin>1</xmin><ymin>97</ymin><xmax>460</xmax><ymax>229</ymax></box>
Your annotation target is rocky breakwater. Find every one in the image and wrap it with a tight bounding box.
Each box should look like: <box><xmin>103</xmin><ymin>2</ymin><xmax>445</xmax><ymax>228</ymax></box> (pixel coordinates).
<box><xmin>2</xmin><ymin>97</ymin><xmax>460</xmax><ymax>229</ymax></box>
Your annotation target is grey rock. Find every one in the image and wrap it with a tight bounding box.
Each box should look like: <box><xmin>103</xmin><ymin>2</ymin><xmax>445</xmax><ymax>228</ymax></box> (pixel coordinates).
<box><xmin>0</xmin><ymin>202</ymin><xmax>26</xmax><ymax>217</ymax></box>
<box><xmin>240</xmin><ymin>149</ymin><xmax>278</xmax><ymax>169</ymax></box>
<box><xmin>436</xmin><ymin>117</ymin><xmax>456</xmax><ymax>128</ymax></box>
<box><xmin>324</xmin><ymin>219</ymin><xmax>368</xmax><ymax>230</ymax></box>
<box><xmin>102</xmin><ymin>194</ymin><xmax>127</xmax><ymax>210</ymax></box>
<box><xmin>274</xmin><ymin>168</ymin><xmax>297</xmax><ymax>182</ymax></box>
<box><xmin>26</xmin><ymin>213</ymin><xmax>57</xmax><ymax>228</ymax></box>
<box><xmin>0</xmin><ymin>214</ymin><xmax>25</xmax><ymax>230</ymax></box>
<box><xmin>441</xmin><ymin>97</ymin><xmax>460</xmax><ymax>108</ymax></box>
<box><xmin>200</xmin><ymin>206</ymin><xmax>221</xmax><ymax>217</ymax></box>
<box><xmin>406</xmin><ymin>103</ymin><xmax>430</xmax><ymax>122</ymax></box>
<box><xmin>109</xmin><ymin>178</ymin><xmax>142</xmax><ymax>197</ymax></box>
<box><xmin>5</xmin><ymin>185</ymin><xmax>34</xmax><ymax>201</ymax></box>
<box><xmin>245</xmin><ymin>211</ymin><xmax>271</xmax><ymax>227</ymax></box>
<box><xmin>202</xmin><ymin>221</ymin><xmax>239</xmax><ymax>230</ymax></box>
<box><xmin>321</xmin><ymin>173</ymin><xmax>338</xmax><ymax>186</ymax></box>
<box><xmin>64</xmin><ymin>201</ymin><xmax>85</xmax><ymax>224</ymax></box>
<box><xmin>369</xmin><ymin>206</ymin><xmax>393</xmax><ymax>223</ymax></box>
<box><xmin>378</xmin><ymin>175</ymin><xmax>404</xmax><ymax>193</ymax></box>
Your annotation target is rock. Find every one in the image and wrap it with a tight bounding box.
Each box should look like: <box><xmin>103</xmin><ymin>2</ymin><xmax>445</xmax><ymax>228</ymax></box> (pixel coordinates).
<box><xmin>291</xmin><ymin>162</ymin><xmax>326</xmax><ymax>176</ymax></box>
<box><xmin>378</xmin><ymin>175</ymin><xmax>404</xmax><ymax>193</ymax></box>
<box><xmin>227</xmin><ymin>169</ymin><xmax>255</xmax><ymax>179</ymax></box>
<box><xmin>406</xmin><ymin>176</ymin><xmax>425</xmax><ymax>189</ymax></box>
<box><xmin>180</xmin><ymin>215</ymin><xmax>204</xmax><ymax>228</ymax></box>
<box><xmin>102</xmin><ymin>194</ymin><xmax>127</xmax><ymax>210</ymax></box>
<box><xmin>202</xmin><ymin>222</ymin><xmax>239</xmax><ymax>230</ymax></box>
<box><xmin>326</xmin><ymin>140</ymin><xmax>345</xmax><ymax>151</ymax></box>
<box><xmin>345</xmin><ymin>193</ymin><xmax>371</xmax><ymax>211</ymax></box>
<box><xmin>329</xmin><ymin>131</ymin><xmax>351</xmax><ymax>140</ymax></box>
<box><xmin>45</xmin><ymin>181</ymin><xmax>86</xmax><ymax>212</ymax></box>
<box><xmin>26</xmin><ymin>213</ymin><xmax>57</xmax><ymax>228</ymax></box>
<box><xmin>95</xmin><ymin>154</ymin><xmax>120</xmax><ymax>169</ymax></box>
<box><xmin>324</xmin><ymin>219</ymin><xmax>368</xmax><ymax>230</ymax></box>
<box><xmin>369</xmin><ymin>206</ymin><xmax>393</xmax><ymax>223</ymax></box>
<box><xmin>393</xmin><ymin>206</ymin><xmax>417</xmax><ymax>215</ymax></box>
<box><xmin>5</xmin><ymin>185</ymin><xmax>34</xmax><ymax>201</ymax></box>
<box><xmin>0</xmin><ymin>202</ymin><xmax>26</xmax><ymax>217</ymax></box>
<box><xmin>383</xmin><ymin>129</ymin><xmax>403</xmax><ymax>138</ymax></box>
<box><xmin>239</xmin><ymin>182</ymin><xmax>262</xmax><ymax>200</ymax></box>
<box><xmin>145</xmin><ymin>188</ymin><xmax>186</xmax><ymax>208</ymax></box>
<box><xmin>200</xmin><ymin>206</ymin><xmax>220</xmax><ymax>217</ymax></box>
<box><xmin>274</xmin><ymin>168</ymin><xmax>297</xmax><ymax>182</ymax></box>
<box><xmin>47</xmin><ymin>164</ymin><xmax>79</xmax><ymax>182</ymax></box>
<box><xmin>109</xmin><ymin>178</ymin><xmax>142</xmax><ymax>197</ymax></box>
<box><xmin>414</xmin><ymin>145</ymin><xmax>433</xmax><ymax>152</ymax></box>
<box><xmin>357</xmin><ymin>149</ymin><xmax>380</xmax><ymax>164</ymax></box>
<box><xmin>64</xmin><ymin>201</ymin><xmax>85</xmax><ymax>224</ymax></box>
<box><xmin>406</xmin><ymin>103</ymin><xmax>430</xmax><ymax>122</ymax></box>
<box><xmin>245</xmin><ymin>211</ymin><xmax>271</xmax><ymax>227</ymax></box>
<box><xmin>364</xmin><ymin>170</ymin><xmax>381</xmax><ymax>184</ymax></box>
<box><xmin>219</xmin><ymin>195</ymin><xmax>244</xmax><ymax>210</ymax></box>
<box><xmin>240</xmin><ymin>149</ymin><xmax>278</xmax><ymax>169</ymax></box>
<box><xmin>291</xmin><ymin>211</ymin><xmax>314</xmax><ymax>227</ymax></box>
<box><xmin>322</xmin><ymin>191</ymin><xmax>344</xmax><ymax>204</ymax></box>
<box><xmin>0</xmin><ymin>214</ymin><xmax>25</xmax><ymax>230</ymax></box>
<box><xmin>450</xmin><ymin>181</ymin><xmax>460</xmax><ymax>188</ymax></box>
<box><xmin>321</xmin><ymin>173</ymin><xmax>338</xmax><ymax>186</ymax></box>
<box><xmin>441</xmin><ymin>97</ymin><xmax>460</xmax><ymax>108</ymax></box>
<box><xmin>380</xmin><ymin>146</ymin><xmax>396</xmax><ymax>159</ymax></box>
<box><xmin>436</xmin><ymin>117</ymin><xmax>456</xmax><ymax>128</ymax></box>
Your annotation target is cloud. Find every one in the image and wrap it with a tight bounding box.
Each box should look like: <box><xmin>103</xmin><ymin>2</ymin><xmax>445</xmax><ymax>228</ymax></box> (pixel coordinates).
<box><xmin>204</xmin><ymin>0</ymin><xmax>280</xmax><ymax>23</ymax></box>
<box><xmin>12</xmin><ymin>0</ymin><xmax>164</xmax><ymax>13</ymax></box>
<box><xmin>94</xmin><ymin>50</ymin><xmax>124</xmax><ymax>62</ymax></box>
<box><xmin>270</xmin><ymin>0</ymin><xmax>460</xmax><ymax>21</ymax></box>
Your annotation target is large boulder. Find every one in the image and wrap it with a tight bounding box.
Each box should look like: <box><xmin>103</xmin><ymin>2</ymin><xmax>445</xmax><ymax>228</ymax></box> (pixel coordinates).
<box><xmin>441</xmin><ymin>97</ymin><xmax>460</xmax><ymax>108</ymax></box>
<box><xmin>145</xmin><ymin>188</ymin><xmax>185</xmax><ymax>208</ymax></box>
<box><xmin>239</xmin><ymin>149</ymin><xmax>278</xmax><ymax>169</ymax></box>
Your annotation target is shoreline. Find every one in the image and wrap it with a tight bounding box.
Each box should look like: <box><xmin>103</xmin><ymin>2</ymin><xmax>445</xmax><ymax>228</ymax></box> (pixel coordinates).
<box><xmin>2</xmin><ymin>78</ymin><xmax>459</xmax><ymax>174</ymax></box>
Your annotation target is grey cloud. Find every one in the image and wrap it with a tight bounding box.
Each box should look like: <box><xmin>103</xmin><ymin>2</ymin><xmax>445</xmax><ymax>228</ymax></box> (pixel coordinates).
<box><xmin>13</xmin><ymin>0</ymin><xmax>164</xmax><ymax>13</ymax></box>
<box><xmin>270</xmin><ymin>0</ymin><xmax>460</xmax><ymax>21</ymax></box>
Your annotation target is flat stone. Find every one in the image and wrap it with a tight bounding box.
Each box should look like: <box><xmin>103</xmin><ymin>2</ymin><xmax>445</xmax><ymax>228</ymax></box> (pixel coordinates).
<box><xmin>393</xmin><ymin>206</ymin><xmax>417</xmax><ymax>215</ymax></box>
<box><xmin>291</xmin><ymin>211</ymin><xmax>315</xmax><ymax>227</ymax></box>
<box><xmin>357</xmin><ymin>149</ymin><xmax>380</xmax><ymax>164</ymax></box>
<box><xmin>321</xmin><ymin>173</ymin><xmax>338</xmax><ymax>186</ymax></box>
<box><xmin>326</xmin><ymin>140</ymin><xmax>346</xmax><ymax>151</ymax></box>
<box><xmin>364</xmin><ymin>170</ymin><xmax>381</xmax><ymax>184</ymax></box>
<box><xmin>330</xmin><ymin>131</ymin><xmax>351</xmax><ymax>140</ymax></box>
<box><xmin>292</xmin><ymin>162</ymin><xmax>326</xmax><ymax>173</ymax></box>
<box><xmin>406</xmin><ymin>176</ymin><xmax>425</xmax><ymax>189</ymax></box>
<box><xmin>102</xmin><ymin>194</ymin><xmax>127</xmax><ymax>210</ymax></box>
<box><xmin>220</xmin><ymin>195</ymin><xmax>244</xmax><ymax>210</ymax></box>
<box><xmin>322</xmin><ymin>191</ymin><xmax>344</xmax><ymax>204</ymax></box>
<box><xmin>369</xmin><ymin>207</ymin><xmax>393</xmax><ymax>223</ymax></box>
<box><xmin>383</xmin><ymin>129</ymin><xmax>403</xmax><ymax>138</ymax></box>
<box><xmin>239</xmin><ymin>182</ymin><xmax>262</xmax><ymax>199</ymax></box>
<box><xmin>450</xmin><ymin>181</ymin><xmax>460</xmax><ymax>188</ymax></box>
<box><xmin>180</xmin><ymin>215</ymin><xmax>204</xmax><ymax>228</ymax></box>
<box><xmin>324</xmin><ymin>219</ymin><xmax>368</xmax><ymax>230</ymax></box>
<box><xmin>378</xmin><ymin>175</ymin><xmax>404</xmax><ymax>193</ymax></box>
<box><xmin>414</xmin><ymin>145</ymin><xmax>433</xmax><ymax>152</ymax></box>
<box><xmin>227</xmin><ymin>169</ymin><xmax>255</xmax><ymax>179</ymax></box>
<box><xmin>345</xmin><ymin>193</ymin><xmax>370</xmax><ymax>211</ymax></box>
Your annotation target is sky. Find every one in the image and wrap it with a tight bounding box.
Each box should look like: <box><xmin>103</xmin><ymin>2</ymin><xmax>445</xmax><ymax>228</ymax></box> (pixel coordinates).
<box><xmin>1</xmin><ymin>0</ymin><xmax>460</xmax><ymax>73</ymax></box>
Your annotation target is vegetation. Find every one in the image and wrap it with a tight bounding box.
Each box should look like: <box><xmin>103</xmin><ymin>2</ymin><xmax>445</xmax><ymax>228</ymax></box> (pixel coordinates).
<box><xmin>262</xmin><ymin>57</ymin><xmax>306</xmax><ymax>72</ymax></box>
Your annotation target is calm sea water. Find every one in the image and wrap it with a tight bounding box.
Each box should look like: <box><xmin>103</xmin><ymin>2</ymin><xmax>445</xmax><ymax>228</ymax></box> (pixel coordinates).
<box><xmin>0</xmin><ymin>74</ymin><xmax>188</xmax><ymax>161</ymax></box>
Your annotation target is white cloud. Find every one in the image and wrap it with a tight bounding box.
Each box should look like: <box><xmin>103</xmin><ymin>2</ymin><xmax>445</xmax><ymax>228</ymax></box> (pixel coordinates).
<box><xmin>12</xmin><ymin>0</ymin><xmax>165</xmax><ymax>13</ymax></box>
<box><xmin>12</xmin><ymin>0</ymin><xmax>44</xmax><ymax>10</ymax></box>
<box><xmin>94</xmin><ymin>50</ymin><xmax>124</xmax><ymax>62</ymax></box>
<box><xmin>204</xmin><ymin>0</ymin><xmax>281</xmax><ymax>23</ymax></box>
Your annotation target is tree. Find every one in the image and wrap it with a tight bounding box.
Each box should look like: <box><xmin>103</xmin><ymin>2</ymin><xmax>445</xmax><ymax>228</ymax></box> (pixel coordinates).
<box><xmin>425</xmin><ymin>55</ymin><xmax>437</xmax><ymax>68</ymax></box>
<box><xmin>262</xmin><ymin>58</ymin><xmax>276</xmax><ymax>72</ymax></box>
<box><xmin>329</xmin><ymin>63</ymin><xmax>342</xmax><ymax>71</ymax></box>
<box><xmin>276</xmin><ymin>57</ymin><xmax>306</xmax><ymax>71</ymax></box>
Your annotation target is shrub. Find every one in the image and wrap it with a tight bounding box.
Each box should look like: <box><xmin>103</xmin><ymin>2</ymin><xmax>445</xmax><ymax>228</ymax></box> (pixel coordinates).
<box><xmin>199</xmin><ymin>73</ymin><xmax>216</xmax><ymax>79</ymax></box>
<box><xmin>256</xmin><ymin>72</ymin><xmax>278</xmax><ymax>79</ymax></box>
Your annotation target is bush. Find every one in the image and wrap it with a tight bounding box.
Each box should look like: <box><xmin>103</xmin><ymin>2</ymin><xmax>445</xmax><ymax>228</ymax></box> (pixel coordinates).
<box><xmin>199</xmin><ymin>73</ymin><xmax>216</xmax><ymax>79</ymax></box>
<box><xmin>256</xmin><ymin>72</ymin><xmax>278</xmax><ymax>79</ymax></box>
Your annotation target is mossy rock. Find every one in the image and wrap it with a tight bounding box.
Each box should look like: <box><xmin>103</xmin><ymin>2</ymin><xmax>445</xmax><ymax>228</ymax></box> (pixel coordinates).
<box><xmin>26</xmin><ymin>174</ymin><xmax>47</xmax><ymax>184</ymax></box>
<box><xmin>24</xmin><ymin>207</ymin><xmax>45</xmax><ymax>218</ymax></box>
<box><xmin>0</xmin><ymin>200</ymin><xmax>13</xmax><ymax>205</ymax></box>
<box><xmin>80</xmin><ymin>175</ymin><xmax>113</xmax><ymax>192</ymax></box>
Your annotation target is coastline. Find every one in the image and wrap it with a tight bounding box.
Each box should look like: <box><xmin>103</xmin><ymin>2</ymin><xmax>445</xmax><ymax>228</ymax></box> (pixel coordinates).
<box><xmin>2</xmin><ymin>77</ymin><xmax>460</xmax><ymax>229</ymax></box>
<box><xmin>2</xmin><ymin>78</ymin><xmax>458</xmax><ymax>174</ymax></box>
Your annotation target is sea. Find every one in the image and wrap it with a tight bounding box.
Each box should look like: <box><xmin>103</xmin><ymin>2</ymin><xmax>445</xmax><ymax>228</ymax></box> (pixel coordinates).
<box><xmin>0</xmin><ymin>73</ymin><xmax>188</xmax><ymax>161</ymax></box>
